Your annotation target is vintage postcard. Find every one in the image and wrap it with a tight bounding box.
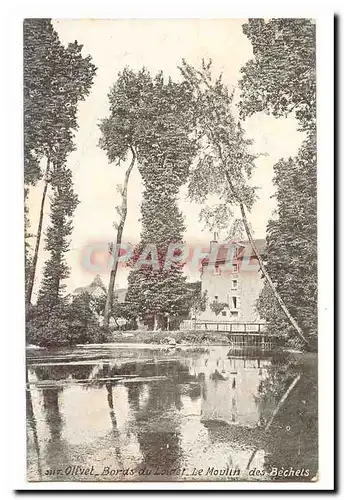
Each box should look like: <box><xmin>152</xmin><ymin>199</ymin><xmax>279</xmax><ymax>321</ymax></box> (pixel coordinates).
<box><xmin>22</xmin><ymin>16</ymin><xmax>332</xmax><ymax>489</ymax></box>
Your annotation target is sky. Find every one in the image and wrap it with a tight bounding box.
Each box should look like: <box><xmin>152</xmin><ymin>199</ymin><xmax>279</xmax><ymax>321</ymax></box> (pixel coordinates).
<box><xmin>27</xmin><ymin>19</ymin><xmax>306</xmax><ymax>299</ymax></box>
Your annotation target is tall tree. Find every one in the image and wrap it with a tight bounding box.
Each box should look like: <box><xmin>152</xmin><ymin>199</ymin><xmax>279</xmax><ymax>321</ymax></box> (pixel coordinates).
<box><xmin>124</xmin><ymin>72</ymin><xmax>196</xmax><ymax>330</ymax></box>
<box><xmin>126</xmin><ymin>181</ymin><xmax>189</xmax><ymax>330</ymax></box>
<box><xmin>36</xmin><ymin>160</ymin><xmax>79</xmax><ymax>312</ymax></box>
<box><xmin>24</xmin><ymin>19</ymin><xmax>96</xmax><ymax>306</ymax></box>
<box><xmin>257</xmin><ymin>136</ymin><xmax>317</xmax><ymax>344</ymax></box>
<box><xmin>27</xmin><ymin>158</ymin><xmax>79</xmax><ymax>347</ymax></box>
<box><xmin>180</xmin><ymin>60</ymin><xmax>309</xmax><ymax>347</ymax></box>
<box><xmin>100</xmin><ymin>69</ymin><xmax>196</xmax><ymax>330</ymax></box>
<box><xmin>27</xmin><ymin>157</ymin><xmax>79</xmax><ymax>347</ymax></box>
<box><xmin>239</xmin><ymin>18</ymin><xmax>317</xmax><ymax>347</ymax></box>
<box><xmin>98</xmin><ymin>67</ymin><xmax>150</xmax><ymax>328</ymax></box>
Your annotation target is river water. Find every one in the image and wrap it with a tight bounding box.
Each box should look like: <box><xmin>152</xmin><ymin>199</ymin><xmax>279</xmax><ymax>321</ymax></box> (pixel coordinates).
<box><xmin>26</xmin><ymin>344</ymin><xmax>317</xmax><ymax>483</ymax></box>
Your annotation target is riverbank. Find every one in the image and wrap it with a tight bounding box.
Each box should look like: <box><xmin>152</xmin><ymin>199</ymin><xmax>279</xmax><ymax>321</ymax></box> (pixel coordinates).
<box><xmin>27</xmin><ymin>329</ymin><xmax>306</xmax><ymax>350</ymax></box>
<box><xmin>26</xmin><ymin>329</ymin><xmax>229</xmax><ymax>350</ymax></box>
<box><xmin>109</xmin><ymin>329</ymin><xmax>232</xmax><ymax>346</ymax></box>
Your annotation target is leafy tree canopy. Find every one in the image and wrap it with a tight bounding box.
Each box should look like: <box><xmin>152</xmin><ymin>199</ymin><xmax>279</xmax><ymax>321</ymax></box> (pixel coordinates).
<box><xmin>99</xmin><ymin>67</ymin><xmax>196</xmax><ymax>183</ymax></box>
<box><xmin>101</xmin><ymin>68</ymin><xmax>197</xmax><ymax>327</ymax></box>
<box><xmin>238</xmin><ymin>18</ymin><xmax>316</xmax><ymax>133</ymax></box>
<box><xmin>24</xmin><ymin>18</ymin><xmax>97</xmax><ymax>183</ymax></box>
<box><xmin>180</xmin><ymin>59</ymin><xmax>258</xmax><ymax>231</ymax></box>
<box><xmin>257</xmin><ymin>135</ymin><xmax>317</xmax><ymax>342</ymax></box>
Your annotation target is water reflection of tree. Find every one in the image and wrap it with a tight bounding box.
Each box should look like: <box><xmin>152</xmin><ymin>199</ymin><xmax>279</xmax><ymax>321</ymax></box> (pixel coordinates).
<box><xmin>254</xmin><ymin>354</ymin><xmax>318</xmax><ymax>480</ymax></box>
<box><xmin>26</xmin><ymin>387</ymin><xmax>42</xmax><ymax>480</ymax></box>
<box><xmin>31</xmin><ymin>355</ymin><xmax>201</xmax><ymax>480</ymax></box>
<box><xmin>123</xmin><ymin>359</ymin><xmax>199</xmax><ymax>478</ymax></box>
<box><xmin>127</xmin><ymin>380</ymin><xmax>183</xmax><ymax>476</ymax></box>
<box><xmin>41</xmin><ymin>387</ymin><xmax>70</xmax><ymax>474</ymax></box>
<box><xmin>34</xmin><ymin>364</ymin><xmax>95</xmax><ymax>384</ymax></box>
<box><xmin>103</xmin><ymin>361</ymin><xmax>124</xmax><ymax>467</ymax></box>
<box><xmin>88</xmin><ymin>358</ymin><xmax>194</xmax><ymax>477</ymax></box>
<box><xmin>127</xmin><ymin>382</ymin><xmax>141</xmax><ymax>413</ymax></box>
<box><xmin>33</xmin><ymin>365</ymin><xmax>79</xmax><ymax>476</ymax></box>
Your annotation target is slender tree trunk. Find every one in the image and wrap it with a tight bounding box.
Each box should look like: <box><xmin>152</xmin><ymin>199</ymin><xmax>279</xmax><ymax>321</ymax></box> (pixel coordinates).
<box><xmin>103</xmin><ymin>148</ymin><xmax>136</xmax><ymax>329</ymax></box>
<box><xmin>223</xmin><ymin>170</ymin><xmax>309</xmax><ymax>348</ymax></box>
<box><xmin>26</xmin><ymin>157</ymin><xmax>50</xmax><ymax>307</ymax></box>
<box><xmin>197</xmin><ymin>77</ymin><xmax>308</xmax><ymax>347</ymax></box>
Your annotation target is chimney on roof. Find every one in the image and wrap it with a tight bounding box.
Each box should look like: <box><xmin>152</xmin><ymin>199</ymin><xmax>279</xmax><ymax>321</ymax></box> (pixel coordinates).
<box><xmin>210</xmin><ymin>231</ymin><xmax>219</xmax><ymax>249</ymax></box>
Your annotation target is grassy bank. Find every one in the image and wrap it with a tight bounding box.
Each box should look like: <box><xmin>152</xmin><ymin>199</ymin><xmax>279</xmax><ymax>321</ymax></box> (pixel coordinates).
<box><xmin>109</xmin><ymin>329</ymin><xmax>230</xmax><ymax>345</ymax></box>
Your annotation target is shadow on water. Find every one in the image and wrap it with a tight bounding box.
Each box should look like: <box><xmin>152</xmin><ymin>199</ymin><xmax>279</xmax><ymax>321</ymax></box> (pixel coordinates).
<box><xmin>105</xmin><ymin>381</ymin><xmax>124</xmax><ymax>468</ymax></box>
<box><xmin>26</xmin><ymin>346</ymin><xmax>317</xmax><ymax>482</ymax></box>
<box><xmin>255</xmin><ymin>353</ymin><xmax>318</xmax><ymax>480</ymax></box>
<box><xmin>26</xmin><ymin>389</ymin><xmax>42</xmax><ymax>480</ymax></box>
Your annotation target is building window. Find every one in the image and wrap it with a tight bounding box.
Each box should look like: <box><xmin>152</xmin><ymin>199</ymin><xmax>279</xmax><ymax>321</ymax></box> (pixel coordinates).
<box><xmin>232</xmin><ymin>279</ymin><xmax>238</xmax><ymax>290</ymax></box>
<box><xmin>232</xmin><ymin>264</ymin><xmax>238</xmax><ymax>272</ymax></box>
<box><xmin>214</xmin><ymin>295</ymin><xmax>218</xmax><ymax>300</ymax></box>
<box><xmin>231</xmin><ymin>296</ymin><xmax>240</xmax><ymax>309</ymax></box>
<box><xmin>231</xmin><ymin>311</ymin><xmax>238</xmax><ymax>317</ymax></box>
<box><xmin>214</xmin><ymin>264</ymin><xmax>221</xmax><ymax>275</ymax></box>
<box><xmin>222</xmin><ymin>311</ymin><xmax>227</xmax><ymax>316</ymax></box>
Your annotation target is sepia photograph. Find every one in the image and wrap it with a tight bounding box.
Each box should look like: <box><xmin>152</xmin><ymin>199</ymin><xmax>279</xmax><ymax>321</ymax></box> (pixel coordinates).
<box><xmin>22</xmin><ymin>16</ymin><xmax>324</xmax><ymax>486</ymax></box>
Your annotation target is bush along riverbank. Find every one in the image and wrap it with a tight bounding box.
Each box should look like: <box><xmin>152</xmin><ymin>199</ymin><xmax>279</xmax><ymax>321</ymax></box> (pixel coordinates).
<box><xmin>109</xmin><ymin>330</ymin><xmax>231</xmax><ymax>346</ymax></box>
<box><xmin>26</xmin><ymin>330</ymin><xmax>316</xmax><ymax>350</ymax></box>
<box><xmin>26</xmin><ymin>301</ymin><xmax>314</xmax><ymax>351</ymax></box>
<box><xmin>27</xmin><ymin>326</ymin><xmax>231</xmax><ymax>348</ymax></box>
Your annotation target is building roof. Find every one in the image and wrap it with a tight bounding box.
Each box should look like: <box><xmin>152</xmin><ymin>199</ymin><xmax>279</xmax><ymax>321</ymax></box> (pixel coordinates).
<box><xmin>202</xmin><ymin>239</ymin><xmax>266</xmax><ymax>266</ymax></box>
<box><xmin>72</xmin><ymin>274</ymin><xmax>107</xmax><ymax>295</ymax></box>
<box><xmin>72</xmin><ymin>276</ymin><xmax>127</xmax><ymax>304</ymax></box>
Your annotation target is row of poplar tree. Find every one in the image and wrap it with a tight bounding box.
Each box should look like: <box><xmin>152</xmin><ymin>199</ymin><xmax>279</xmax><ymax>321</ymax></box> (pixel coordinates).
<box><xmin>24</xmin><ymin>19</ymin><xmax>317</xmax><ymax>350</ymax></box>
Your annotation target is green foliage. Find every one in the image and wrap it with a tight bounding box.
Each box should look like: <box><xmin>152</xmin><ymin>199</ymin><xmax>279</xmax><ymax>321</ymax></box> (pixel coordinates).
<box><xmin>100</xmin><ymin>68</ymin><xmax>197</xmax><ymax>329</ymax></box>
<box><xmin>226</xmin><ymin>218</ymin><xmax>250</xmax><ymax>241</ymax></box>
<box><xmin>24</xmin><ymin>19</ymin><xmax>96</xmax><ymax>304</ymax></box>
<box><xmin>99</xmin><ymin>68</ymin><xmax>197</xmax><ymax>330</ymax></box>
<box><xmin>210</xmin><ymin>300</ymin><xmax>228</xmax><ymax>316</ymax></box>
<box><xmin>24</xmin><ymin>187</ymin><xmax>33</xmax><ymax>294</ymax></box>
<box><xmin>37</xmin><ymin>165</ymin><xmax>79</xmax><ymax>309</ymax></box>
<box><xmin>91</xmin><ymin>291</ymin><xmax>137</xmax><ymax>330</ymax></box>
<box><xmin>181</xmin><ymin>59</ymin><xmax>314</xmax><ymax>347</ymax></box>
<box><xmin>100</xmin><ymin>68</ymin><xmax>196</xmax><ymax>174</ymax></box>
<box><xmin>27</xmin><ymin>292</ymin><xmax>106</xmax><ymax>347</ymax></box>
<box><xmin>126</xmin><ymin>265</ymin><xmax>191</xmax><ymax>330</ymax></box>
<box><xmin>239</xmin><ymin>19</ymin><xmax>317</xmax><ymax>346</ymax></box>
<box><xmin>24</xmin><ymin>19</ymin><xmax>97</xmax><ymax>182</ymax></box>
<box><xmin>185</xmin><ymin>282</ymin><xmax>207</xmax><ymax>318</ymax></box>
<box><xmin>68</xmin><ymin>292</ymin><xmax>105</xmax><ymax>343</ymax></box>
<box><xmin>99</xmin><ymin>67</ymin><xmax>150</xmax><ymax>163</ymax></box>
<box><xmin>238</xmin><ymin>18</ymin><xmax>316</xmax><ymax>133</ymax></box>
<box><xmin>180</xmin><ymin>59</ymin><xmax>258</xmax><ymax>230</ymax></box>
<box><xmin>27</xmin><ymin>301</ymin><xmax>71</xmax><ymax>347</ymax></box>
<box><xmin>257</xmin><ymin>136</ymin><xmax>317</xmax><ymax>344</ymax></box>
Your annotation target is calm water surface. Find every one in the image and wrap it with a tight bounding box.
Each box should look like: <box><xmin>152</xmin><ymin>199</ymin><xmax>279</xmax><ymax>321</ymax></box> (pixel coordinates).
<box><xmin>26</xmin><ymin>345</ymin><xmax>317</xmax><ymax>482</ymax></box>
